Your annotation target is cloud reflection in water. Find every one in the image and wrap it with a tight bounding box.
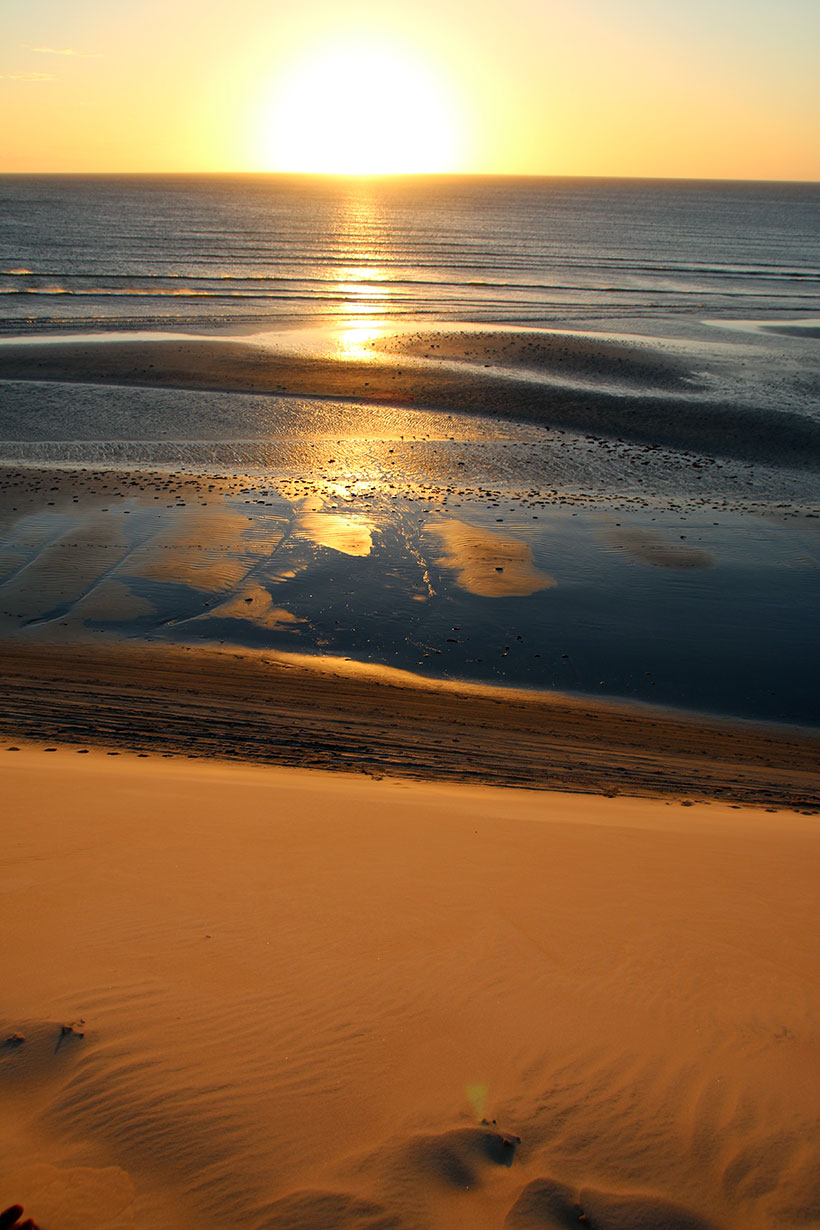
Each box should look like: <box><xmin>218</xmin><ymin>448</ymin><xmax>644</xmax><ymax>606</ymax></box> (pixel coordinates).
<box><xmin>425</xmin><ymin>518</ymin><xmax>555</xmax><ymax>597</ymax></box>
<box><xmin>296</xmin><ymin>498</ymin><xmax>377</xmax><ymax>558</ymax></box>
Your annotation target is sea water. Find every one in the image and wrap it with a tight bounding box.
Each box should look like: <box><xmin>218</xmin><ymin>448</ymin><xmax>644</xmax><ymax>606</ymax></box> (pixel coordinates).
<box><xmin>1</xmin><ymin>174</ymin><xmax>818</xmax><ymax>333</ymax></box>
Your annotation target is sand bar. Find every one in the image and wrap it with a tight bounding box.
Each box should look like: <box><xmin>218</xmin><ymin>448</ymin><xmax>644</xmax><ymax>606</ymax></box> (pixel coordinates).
<box><xmin>2</xmin><ymin>327</ymin><xmax>820</xmax><ymax>469</ymax></box>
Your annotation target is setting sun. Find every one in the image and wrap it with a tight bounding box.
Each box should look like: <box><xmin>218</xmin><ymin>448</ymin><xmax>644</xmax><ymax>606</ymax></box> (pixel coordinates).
<box><xmin>258</xmin><ymin>37</ymin><xmax>461</xmax><ymax>175</ymax></box>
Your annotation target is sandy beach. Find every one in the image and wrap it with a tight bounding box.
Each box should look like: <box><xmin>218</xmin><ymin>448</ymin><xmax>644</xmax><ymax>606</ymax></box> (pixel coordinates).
<box><xmin>2</xmin><ymin>319</ymin><xmax>820</xmax><ymax>1228</ymax></box>
<box><xmin>2</xmin><ymin>749</ymin><xmax>820</xmax><ymax>1230</ymax></box>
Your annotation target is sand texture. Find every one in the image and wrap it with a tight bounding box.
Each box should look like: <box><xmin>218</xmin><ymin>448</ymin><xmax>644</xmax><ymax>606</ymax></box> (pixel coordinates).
<box><xmin>2</xmin><ymin>751</ymin><xmax>820</xmax><ymax>1229</ymax></box>
<box><xmin>3</xmin><ymin>328</ymin><xmax>820</xmax><ymax>470</ymax></box>
<box><xmin>1</xmin><ymin>641</ymin><xmax>819</xmax><ymax>807</ymax></box>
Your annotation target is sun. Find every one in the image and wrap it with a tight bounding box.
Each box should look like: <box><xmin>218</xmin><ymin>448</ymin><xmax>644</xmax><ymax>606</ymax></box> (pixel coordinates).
<box><xmin>260</xmin><ymin>37</ymin><xmax>460</xmax><ymax>175</ymax></box>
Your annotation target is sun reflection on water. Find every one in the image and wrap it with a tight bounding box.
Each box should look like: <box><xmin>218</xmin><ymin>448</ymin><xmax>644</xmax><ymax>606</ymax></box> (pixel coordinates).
<box><xmin>335</xmin><ymin>320</ymin><xmax>388</xmax><ymax>361</ymax></box>
<box><xmin>332</xmin><ymin>190</ymin><xmax>393</xmax><ymax>359</ymax></box>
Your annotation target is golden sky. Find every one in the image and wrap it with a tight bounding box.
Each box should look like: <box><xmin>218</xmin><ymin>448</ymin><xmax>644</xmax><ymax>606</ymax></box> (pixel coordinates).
<box><xmin>2</xmin><ymin>0</ymin><xmax>819</xmax><ymax>179</ymax></box>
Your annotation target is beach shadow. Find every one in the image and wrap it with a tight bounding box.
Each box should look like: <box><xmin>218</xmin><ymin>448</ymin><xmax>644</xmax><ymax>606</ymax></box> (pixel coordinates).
<box><xmin>504</xmin><ymin>1178</ymin><xmax>717</xmax><ymax>1229</ymax></box>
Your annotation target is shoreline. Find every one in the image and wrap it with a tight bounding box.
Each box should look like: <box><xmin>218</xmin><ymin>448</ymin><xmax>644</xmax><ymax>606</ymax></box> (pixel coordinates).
<box><xmin>2</xmin><ymin>640</ymin><xmax>818</xmax><ymax>807</ymax></box>
<box><xmin>1</xmin><ymin>320</ymin><xmax>819</xmax><ymax>785</ymax></box>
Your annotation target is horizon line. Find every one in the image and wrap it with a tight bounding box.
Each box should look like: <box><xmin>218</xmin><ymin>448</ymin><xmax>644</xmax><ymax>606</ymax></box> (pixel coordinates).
<box><xmin>0</xmin><ymin>169</ymin><xmax>818</xmax><ymax>186</ymax></box>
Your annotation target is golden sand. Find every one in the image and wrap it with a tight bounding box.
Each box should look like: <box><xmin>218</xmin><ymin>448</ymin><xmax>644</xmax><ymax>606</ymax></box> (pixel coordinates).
<box><xmin>2</xmin><ymin>750</ymin><xmax>819</xmax><ymax>1229</ymax></box>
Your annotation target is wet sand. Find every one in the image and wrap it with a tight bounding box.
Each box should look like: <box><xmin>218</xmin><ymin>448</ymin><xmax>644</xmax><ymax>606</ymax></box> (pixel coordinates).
<box><xmin>0</xmin><ymin>457</ymin><xmax>817</xmax><ymax>804</ymax></box>
<box><xmin>2</xmin><ymin>324</ymin><xmax>820</xmax><ymax>469</ymax></box>
<box><xmin>2</xmin><ymin>639</ymin><xmax>819</xmax><ymax>806</ymax></box>
<box><xmin>1</xmin><ymin>453</ymin><xmax>818</xmax><ymax>725</ymax></box>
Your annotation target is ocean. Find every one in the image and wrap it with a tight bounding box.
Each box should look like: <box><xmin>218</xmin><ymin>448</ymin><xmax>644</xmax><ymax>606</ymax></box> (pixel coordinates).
<box><xmin>1</xmin><ymin>174</ymin><xmax>819</xmax><ymax>334</ymax></box>
<box><xmin>0</xmin><ymin>175</ymin><xmax>819</xmax><ymax>726</ymax></box>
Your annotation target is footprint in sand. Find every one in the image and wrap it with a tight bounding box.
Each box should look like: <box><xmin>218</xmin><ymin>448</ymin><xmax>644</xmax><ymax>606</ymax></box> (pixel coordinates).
<box><xmin>263</xmin><ymin>1127</ymin><xmax>522</xmax><ymax>1228</ymax></box>
<box><xmin>504</xmin><ymin>1177</ymin><xmax>583</xmax><ymax>1227</ymax></box>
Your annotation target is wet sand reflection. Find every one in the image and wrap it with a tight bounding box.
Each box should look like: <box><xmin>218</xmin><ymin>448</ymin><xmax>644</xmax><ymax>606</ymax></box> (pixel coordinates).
<box><xmin>72</xmin><ymin>577</ymin><xmax>156</xmax><ymax>622</ymax></box>
<box><xmin>194</xmin><ymin>585</ymin><xmax>304</xmax><ymax>632</ymax></box>
<box><xmin>602</xmin><ymin>525</ymin><xmax>715</xmax><ymax>570</ymax></box>
<box><xmin>296</xmin><ymin>498</ymin><xmax>376</xmax><ymax>558</ymax></box>
<box><xmin>425</xmin><ymin>518</ymin><xmax>555</xmax><ymax>597</ymax></box>
<box><xmin>0</xmin><ymin>466</ymin><xmax>817</xmax><ymax>724</ymax></box>
<box><xmin>125</xmin><ymin>507</ymin><xmax>283</xmax><ymax>592</ymax></box>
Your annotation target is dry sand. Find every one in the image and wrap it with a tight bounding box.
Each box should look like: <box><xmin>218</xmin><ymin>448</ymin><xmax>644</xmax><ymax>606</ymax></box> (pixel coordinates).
<box><xmin>2</xmin><ymin>750</ymin><xmax>819</xmax><ymax>1230</ymax></box>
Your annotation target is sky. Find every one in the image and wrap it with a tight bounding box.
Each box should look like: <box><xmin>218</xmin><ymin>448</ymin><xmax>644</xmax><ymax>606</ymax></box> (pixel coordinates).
<box><xmin>1</xmin><ymin>0</ymin><xmax>818</xmax><ymax>179</ymax></box>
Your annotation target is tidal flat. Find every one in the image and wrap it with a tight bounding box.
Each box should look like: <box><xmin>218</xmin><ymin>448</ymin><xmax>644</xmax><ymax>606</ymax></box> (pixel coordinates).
<box><xmin>0</xmin><ymin>457</ymin><xmax>819</xmax><ymax>728</ymax></box>
<box><xmin>1</xmin><ymin>319</ymin><xmax>819</xmax><ymax>731</ymax></box>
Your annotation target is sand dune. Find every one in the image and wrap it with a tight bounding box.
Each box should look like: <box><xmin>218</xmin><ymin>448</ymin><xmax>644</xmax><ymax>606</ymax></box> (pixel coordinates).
<box><xmin>2</xmin><ymin>751</ymin><xmax>820</xmax><ymax>1228</ymax></box>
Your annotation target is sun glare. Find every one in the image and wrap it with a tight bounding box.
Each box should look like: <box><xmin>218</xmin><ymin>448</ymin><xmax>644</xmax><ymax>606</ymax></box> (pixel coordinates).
<box><xmin>261</xmin><ymin>38</ymin><xmax>460</xmax><ymax>175</ymax></box>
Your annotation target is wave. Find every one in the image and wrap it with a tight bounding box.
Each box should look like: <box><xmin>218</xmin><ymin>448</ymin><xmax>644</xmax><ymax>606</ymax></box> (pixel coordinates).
<box><xmin>2</xmin><ymin>286</ymin><xmax>818</xmax><ymax>307</ymax></box>
<box><xmin>3</xmin><ymin>261</ymin><xmax>816</xmax><ymax>282</ymax></box>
